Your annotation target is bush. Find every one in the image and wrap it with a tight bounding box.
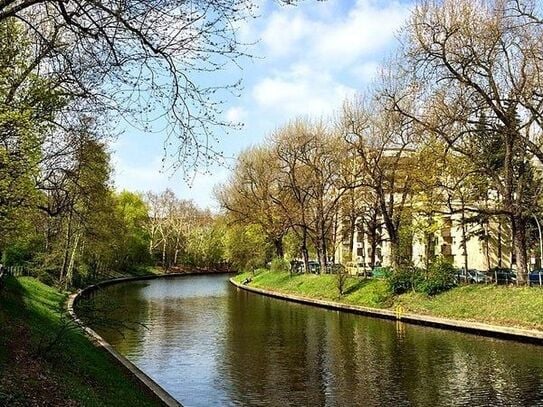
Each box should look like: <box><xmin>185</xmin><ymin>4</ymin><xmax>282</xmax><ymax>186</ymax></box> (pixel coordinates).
<box><xmin>372</xmin><ymin>266</ymin><xmax>391</xmax><ymax>278</ymax></box>
<box><xmin>335</xmin><ymin>264</ymin><xmax>349</xmax><ymax>296</ymax></box>
<box><xmin>387</xmin><ymin>265</ymin><xmax>424</xmax><ymax>294</ymax></box>
<box><xmin>270</xmin><ymin>257</ymin><xmax>290</xmax><ymax>273</ymax></box>
<box><xmin>1</xmin><ymin>241</ymin><xmax>36</xmax><ymax>266</ymax></box>
<box><xmin>418</xmin><ymin>257</ymin><xmax>457</xmax><ymax>296</ymax></box>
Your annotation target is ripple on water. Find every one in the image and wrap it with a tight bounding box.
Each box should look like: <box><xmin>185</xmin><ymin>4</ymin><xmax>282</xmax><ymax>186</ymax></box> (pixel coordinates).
<box><xmin>86</xmin><ymin>275</ymin><xmax>543</xmax><ymax>407</ymax></box>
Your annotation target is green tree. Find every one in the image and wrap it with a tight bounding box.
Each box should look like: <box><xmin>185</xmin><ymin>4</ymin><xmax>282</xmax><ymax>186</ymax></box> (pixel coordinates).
<box><xmin>113</xmin><ymin>191</ymin><xmax>152</xmax><ymax>272</ymax></box>
<box><xmin>223</xmin><ymin>223</ymin><xmax>270</xmax><ymax>273</ymax></box>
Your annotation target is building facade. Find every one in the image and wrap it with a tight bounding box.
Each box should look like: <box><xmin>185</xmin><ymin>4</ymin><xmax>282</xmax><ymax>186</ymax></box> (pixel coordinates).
<box><xmin>336</xmin><ymin>210</ymin><xmax>516</xmax><ymax>272</ymax></box>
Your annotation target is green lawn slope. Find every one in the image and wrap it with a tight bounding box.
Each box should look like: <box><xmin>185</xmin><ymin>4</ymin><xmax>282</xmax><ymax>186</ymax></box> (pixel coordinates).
<box><xmin>0</xmin><ymin>276</ymin><xmax>162</xmax><ymax>406</ymax></box>
<box><xmin>234</xmin><ymin>270</ymin><xmax>543</xmax><ymax>331</ymax></box>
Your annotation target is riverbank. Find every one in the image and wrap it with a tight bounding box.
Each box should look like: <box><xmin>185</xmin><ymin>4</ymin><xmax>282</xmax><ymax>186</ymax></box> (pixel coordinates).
<box><xmin>233</xmin><ymin>270</ymin><xmax>543</xmax><ymax>332</ymax></box>
<box><xmin>0</xmin><ymin>276</ymin><xmax>163</xmax><ymax>406</ymax></box>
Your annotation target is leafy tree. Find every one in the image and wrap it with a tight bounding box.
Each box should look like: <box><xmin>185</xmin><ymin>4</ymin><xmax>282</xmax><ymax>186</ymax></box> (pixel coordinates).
<box><xmin>0</xmin><ymin>0</ymin><xmax>257</xmax><ymax>171</ymax></box>
<box><xmin>185</xmin><ymin>220</ymin><xmax>225</xmax><ymax>269</ymax></box>
<box><xmin>223</xmin><ymin>223</ymin><xmax>270</xmax><ymax>273</ymax></box>
<box><xmin>272</xmin><ymin>119</ymin><xmax>354</xmax><ymax>272</ymax></box>
<box><xmin>342</xmin><ymin>96</ymin><xmax>419</xmax><ymax>268</ymax></box>
<box><xmin>113</xmin><ymin>191</ymin><xmax>152</xmax><ymax>272</ymax></box>
<box><xmin>0</xmin><ymin>20</ymin><xmax>62</xmax><ymax>258</ymax></box>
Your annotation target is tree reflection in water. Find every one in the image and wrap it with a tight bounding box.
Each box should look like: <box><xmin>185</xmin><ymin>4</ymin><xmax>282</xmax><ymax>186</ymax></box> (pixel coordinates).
<box><xmin>86</xmin><ymin>275</ymin><xmax>543</xmax><ymax>407</ymax></box>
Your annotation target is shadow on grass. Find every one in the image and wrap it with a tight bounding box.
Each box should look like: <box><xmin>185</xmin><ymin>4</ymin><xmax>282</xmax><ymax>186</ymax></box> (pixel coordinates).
<box><xmin>0</xmin><ymin>276</ymin><xmax>162</xmax><ymax>407</ymax></box>
<box><xmin>342</xmin><ymin>278</ymin><xmax>372</xmax><ymax>296</ymax></box>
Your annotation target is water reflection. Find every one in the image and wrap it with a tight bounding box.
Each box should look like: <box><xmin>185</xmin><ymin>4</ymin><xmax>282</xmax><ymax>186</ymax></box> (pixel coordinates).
<box><xmin>83</xmin><ymin>275</ymin><xmax>543</xmax><ymax>407</ymax></box>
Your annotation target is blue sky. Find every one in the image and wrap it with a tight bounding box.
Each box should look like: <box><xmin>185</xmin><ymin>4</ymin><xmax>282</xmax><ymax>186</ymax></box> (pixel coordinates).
<box><xmin>111</xmin><ymin>0</ymin><xmax>414</xmax><ymax>209</ymax></box>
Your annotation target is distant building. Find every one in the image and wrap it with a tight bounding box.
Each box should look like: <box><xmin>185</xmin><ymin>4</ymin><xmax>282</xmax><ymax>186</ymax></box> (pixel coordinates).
<box><xmin>336</xmin><ymin>208</ymin><xmax>516</xmax><ymax>272</ymax></box>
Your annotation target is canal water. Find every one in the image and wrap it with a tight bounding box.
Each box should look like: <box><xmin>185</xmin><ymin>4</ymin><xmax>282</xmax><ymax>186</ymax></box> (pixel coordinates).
<box><xmin>82</xmin><ymin>274</ymin><xmax>543</xmax><ymax>407</ymax></box>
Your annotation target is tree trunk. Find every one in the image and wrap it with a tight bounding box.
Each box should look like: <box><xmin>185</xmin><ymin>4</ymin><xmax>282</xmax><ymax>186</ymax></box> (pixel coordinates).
<box><xmin>318</xmin><ymin>218</ymin><xmax>328</xmax><ymax>273</ymax></box>
<box><xmin>273</xmin><ymin>237</ymin><xmax>284</xmax><ymax>258</ymax></box>
<box><xmin>424</xmin><ymin>227</ymin><xmax>434</xmax><ymax>270</ymax></box>
<box><xmin>370</xmin><ymin>237</ymin><xmax>377</xmax><ymax>268</ymax></box>
<box><xmin>162</xmin><ymin>240</ymin><xmax>167</xmax><ymax>269</ymax></box>
<box><xmin>512</xmin><ymin>214</ymin><xmax>528</xmax><ymax>283</ymax></box>
<box><xmin>348</xmin><ymin>217</ymin><xmax>356</xmax><ymax>260</ymax></box>
<box><xmin>497</xmin><ymin>218</ymin><xmax>503</xmax><ymax>268</ymax></box>
<box><xmin>460</xmin><ymin>200</ymin><xmax>469</xmax><ymax>272</ymax></box>
<box><xmin>65</xmin><ymin>232</ymin><xmax>80</xmax><ymax>289</ymax></box>
<box><xmin>389</xmin><ymin>237</ymin><xmax>401</xmax><ymax>270</ymax></box>
<box><xmin>301</xmin><ymin>227</ymin><xmax>310</xmax><ymax>273</ymax></box>
<box><xmin>318</xmin><ymin>245</ymin><xmax>327</xmax><ymax>274</ymax></box>
<box><xmin>484</xmin><ymin>221</ymin><xmax>491</xmax><ymax>271</ymax></box>
<box><xmin>60</xmin><ymin>210</ymin><xmax>73</xmax><ymax>282</ymax></box>
<box><xmin>378</xmin><ymin>193</ymin><xmax>400</xmax><ymax>269</ymax></box>
<box><xmin>368</xmin><ymin>220</ymin><xmax>377</xmax><ymax>268</ymax></box>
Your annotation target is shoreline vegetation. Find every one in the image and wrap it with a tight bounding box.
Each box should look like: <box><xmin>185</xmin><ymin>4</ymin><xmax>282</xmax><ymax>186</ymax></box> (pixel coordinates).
<box><xmin>0</xmin><ymin>273</ymin><xmax>163</xmax><ymax>407</ymax></box>
<box><xmin>233</xmin><ymin>270</ymin><xmax>543</xmax><ymax>332</ymax></box>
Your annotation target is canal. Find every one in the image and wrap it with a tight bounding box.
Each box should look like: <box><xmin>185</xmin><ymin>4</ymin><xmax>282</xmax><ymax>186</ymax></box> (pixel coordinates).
<box><xmin>82</xmin><ymin>274</ymin><xmax>543</xmax><ymax>406</ymax></box>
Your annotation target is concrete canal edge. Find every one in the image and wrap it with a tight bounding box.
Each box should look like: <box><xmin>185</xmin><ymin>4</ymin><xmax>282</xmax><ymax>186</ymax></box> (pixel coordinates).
<box><xmin>230</xmin><ymin>278</ymin><xmax>543</xmax><ymax>345</ymax></box>
<box><xmin>67</xmin><ymin>273</ymin><xmax>224</xmax><ymax>407</ymax></box>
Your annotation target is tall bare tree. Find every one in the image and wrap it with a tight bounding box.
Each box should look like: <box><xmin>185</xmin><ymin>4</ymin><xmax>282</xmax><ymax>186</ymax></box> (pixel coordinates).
<box><xmin>272</xmin><ymin>119</ymin><xmax>354</xmax><ymax>272</ymax></box>
<box><xmin>385</xmin><ymin>0</ymin><xmax>543</xmax><ymax>281</ymax></box>
<box><xmin>0</xmin><ymin>1</ymin><xmax>257</xmax><ymax>171</ymax></box>
<box><xmin>342</xmin><ymin>96</ymin><xmax>419</xmax><ymax>268</ymax></box>
<box><xmin>216</xmin><ymin>146</ymin><xmax>290</xmax><ymax>258</ymax></box>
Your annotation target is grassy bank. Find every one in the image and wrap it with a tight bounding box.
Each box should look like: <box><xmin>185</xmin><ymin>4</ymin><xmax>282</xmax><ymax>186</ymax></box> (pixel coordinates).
<box><xmin>234</xmin><ymin>270</ymin><xmax>543</xmax><ymax>331</ymax></box>
<box><xmin>0</xmin><ymin>277</ymin><xmax>162</xmax><ymax>406</ymax></box>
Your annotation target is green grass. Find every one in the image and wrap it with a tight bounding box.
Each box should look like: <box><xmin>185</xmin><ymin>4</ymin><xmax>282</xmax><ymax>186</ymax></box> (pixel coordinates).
<box><xmin>0</xmin><ymin>276</ymin><xmax>162</xmax><ymax>406</ymax></box>
<box><xmin>234</xmin><ymin>270</ymin><xmax>543</xmax><ymax>331</ymax></box>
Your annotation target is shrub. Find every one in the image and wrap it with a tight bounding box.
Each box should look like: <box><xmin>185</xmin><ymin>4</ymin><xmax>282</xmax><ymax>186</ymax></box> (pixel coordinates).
<box><xmin>372</xmin><ymin>266</ymin><xmax>392</xmax><ymax>279</ymax></box>
<box><xmin>387</xmin><ymin>265</ymin><xmax>424</xmax><ymax>294</ymax></box>
<box><xmin>1</xmin><ymin>241</ymin><xmax>36</xmax><ymax>266</ymax></box>
<box><xmin>418</xmin><ymin>257</ymin><xmax>457</xmax><ymax>296</ymax></box>
<box><xmin>270</xmin><ymin>257</ymin><xmax>290</xmax><ymax>273</ymax></box>
<box><xmin>335</xmin><ymin>264</ymin><xmax>349</xmax><ymax>296</ymax></box>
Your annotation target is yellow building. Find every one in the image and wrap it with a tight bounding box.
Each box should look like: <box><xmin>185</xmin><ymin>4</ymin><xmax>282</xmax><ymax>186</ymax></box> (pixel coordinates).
<box><xmin>336</xmin><ymin>210</ymin><xmax>515</xmax><ymax>273</ymax></box>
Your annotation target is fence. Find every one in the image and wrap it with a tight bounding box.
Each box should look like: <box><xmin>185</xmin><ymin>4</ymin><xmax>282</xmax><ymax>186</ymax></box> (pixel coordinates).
<box><xmin>0</xmin><ymin>265</ymin><xmax>31</xmax><ymax>292</ymax></box>
<box><xmin>3</xmin><ymin>265</ymin><xmax>30</xmax><ymax>277</ymax></box>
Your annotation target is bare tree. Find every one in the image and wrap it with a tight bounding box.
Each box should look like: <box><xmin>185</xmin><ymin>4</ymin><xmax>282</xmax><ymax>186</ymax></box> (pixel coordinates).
<box><xmin>1</xmin><ymin>0</ymin><xmax>257</xmax><ymax>171</ymax></box>
<box><xmin>272</xmin><ymin>119</ymin><xmax>354</xmax><ymax>273</ymax></box>
<box><xmin>385</xmin><ymin>0</ymin><xmax>543</xmax><ymax>281</ymax></box>
<box><xmin>216</xmin><ymin>146</ymin><xmax>291</xmax><ymax>258</ymax></box>
<box><xmin>342</xmin><ymin>96</ymin><xmax>418</xmax><ymax>268</ymax></box>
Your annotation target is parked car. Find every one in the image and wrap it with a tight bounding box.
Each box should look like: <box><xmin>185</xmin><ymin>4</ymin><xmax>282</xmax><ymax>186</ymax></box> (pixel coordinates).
<box><xmin>455</xmin><ymin>268</ymin><xmax>489</xmax><ymax>284</ymax></box>
<box><xmin>323</xmin><ymin>263</ymin><xmax>345</xmax><ymax>274</ymax></box>
<box><xmin>529</xmin><ymin>269</ymin><xmax>543</xmax><ymax>286</ymax></box>
<box><xmin>489</xmin><ymin>268</ymin><xmax>517</xmax><ymax>285</ymax></box>
<box><xmin>307</xmin><ymin>261</ymin><xmax>320</xmax><ymax>274</ymax></box>
<box><xmin>472</xmin><ymin>269</ymin><xmax>491</xmax><ymax>283</ymax></box>
<box><xmin>289</xmin><ymin>260</ymin><xmax>304</xmax><ymax>274</ymax></box>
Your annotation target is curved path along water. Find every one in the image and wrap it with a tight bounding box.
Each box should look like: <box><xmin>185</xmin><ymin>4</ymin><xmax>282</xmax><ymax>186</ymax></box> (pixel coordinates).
<box><xmin>82</xmin><ymin>274</ymin><xmax>543</xmax><ymax>407</ymax></box>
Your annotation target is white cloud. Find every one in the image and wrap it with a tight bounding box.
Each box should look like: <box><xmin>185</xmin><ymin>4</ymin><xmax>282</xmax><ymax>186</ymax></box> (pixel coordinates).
<box><xmin>350</xmin><ymin>61</ymin><xmax>380</xmax><ymax>82</ymax></box>
<box><xmin>225</xmin><ymin>106</ymin><xmax>248</xmax><ymax>123</ymax></box>
<box><xmin>260</xmin><ymin>0</ymin><xmax>410</xmax><ymax>69</ymax></box>
<box><xmin>252</xmin><ymin>64</ymin><xmax>356</xmax><ymax>117</ymax></box>
<box><xmin>112</xmin><ymin>153</ymin><xmax>229</xmax><ymax>209</ymax></box>
<box><xmin>113</xmin><ymin>155</ymin><xmax>168</xmax><ymax>192</ymax></box>
<box><xmin>261</xmin><ymin>13</ymin><xmax>313</xmax><ymax>57</ymax></box>
<box><xmin>109</xmin><ymin>1</ymin><xmax>413</xmax><ymax>209</ymax></box>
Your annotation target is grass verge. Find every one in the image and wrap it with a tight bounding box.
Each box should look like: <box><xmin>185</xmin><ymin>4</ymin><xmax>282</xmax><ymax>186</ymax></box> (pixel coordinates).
<box><xmin>0</xmin><ymin>276</ymin><xmax>162</xmax><ymax>407</ymax></box>
<box><xmin>234</xmin><ymin>270</ymin><xmax>543</xmax><ymax>331</ymax></box>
